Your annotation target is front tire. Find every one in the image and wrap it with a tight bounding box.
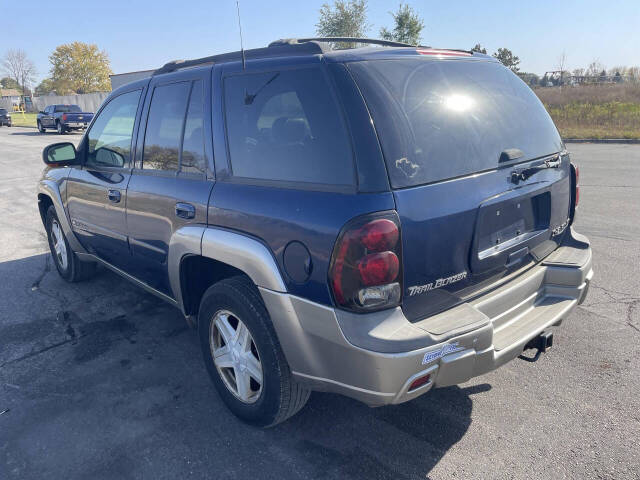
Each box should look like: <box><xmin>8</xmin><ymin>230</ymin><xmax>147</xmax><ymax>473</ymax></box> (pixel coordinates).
<box><xmin>45</xmin><ymin>205</ymin><xmax>96</xmax><ymax>282</ymax></box>
<box><xmin>38</xmin><ymin>120</ymin><xmax>45</xmax><ymax>133</ymax></box>
<box><xmin>198</xmin><ymin>276</ymin><xmax>310</xmax><ymax>427</ymax></box>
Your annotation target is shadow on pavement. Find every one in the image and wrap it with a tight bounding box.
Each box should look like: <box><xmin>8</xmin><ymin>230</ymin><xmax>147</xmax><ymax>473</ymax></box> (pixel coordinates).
<box><xmin>9</xmin><ymin>131</ymin><xmax>49</xmax><ymax>136</ymax></box>
<box><xmin>0</xmin><ymin>252</ymin><xmax>488</xmax><ymax>479</ymax></box>
<box><xmin>9</xmin><ymin>131</ymin><xmax>81</xmax><ymax>136</ymax></box>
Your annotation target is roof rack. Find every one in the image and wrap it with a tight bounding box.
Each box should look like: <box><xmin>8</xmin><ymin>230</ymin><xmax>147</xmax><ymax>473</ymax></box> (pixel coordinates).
<box><xmin>153</xmin><ymin>36</ymin><xmax>432</xmax><ymax>76</ymax></box>
<box><xmin>153</xmin><ymin>41</ymin><xmax>327</xmax><ymax>76</ymax></box>
<box><xmin>270</xmin><ymin>37</ymin><xmax>429</xmax><ymax>49</ymax></box>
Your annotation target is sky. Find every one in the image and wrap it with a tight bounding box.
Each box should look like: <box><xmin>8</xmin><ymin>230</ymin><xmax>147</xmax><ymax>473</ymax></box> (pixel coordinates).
<box><xmin>2</xmin><ymin>0</ymin><xmax>639</xmax><ymax>85</ymax></box>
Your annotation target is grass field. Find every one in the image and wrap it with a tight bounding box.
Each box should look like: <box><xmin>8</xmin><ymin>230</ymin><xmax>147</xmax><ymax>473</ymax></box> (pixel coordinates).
<box><xmin>535</xmin><ymin>84</ymin><xmax>640</xmax><ymax>139</ymax></box>
<box><xmin>7</xmin><ymin>112</ymin><xmax>37</xmax><ymax>128</ymax></box>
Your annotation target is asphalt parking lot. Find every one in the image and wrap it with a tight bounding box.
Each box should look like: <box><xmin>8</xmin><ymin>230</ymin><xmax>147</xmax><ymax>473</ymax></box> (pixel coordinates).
<box><xmin>0</xmin><ymin>125</ymin><xmax>639</xmax><ymax>479</ymax></box>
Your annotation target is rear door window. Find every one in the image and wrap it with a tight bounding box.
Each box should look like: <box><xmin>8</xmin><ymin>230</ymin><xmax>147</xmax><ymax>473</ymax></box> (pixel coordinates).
<box><xmin>143</xmin><ymin>82</ymin><xmax>190</xmax><ymax>172</ymax></box>
<box><xmin>349</xmin><ymin>59</ymin><xmax>562</xmax><ymax>188</ymax></box>
<box><xmin>181</xmin><ymin>80</ymin><xmax>206</xmax><ymax>175</ymax></box>
<box><xmin>223</xmin><ymin>67</ymin><xmax>354</xmax><ymax>186</ymax></box>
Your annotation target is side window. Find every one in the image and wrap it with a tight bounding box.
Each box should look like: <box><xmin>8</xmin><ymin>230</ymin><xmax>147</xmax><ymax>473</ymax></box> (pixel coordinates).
<box><xmin>142</xmin><ymin>82</ymin><xmax>190</xmax><ymax>172</ymax></box>
<box><xmin>223</xmin><ymin>67</ymin><xmax>354</xmax><ymax>186</ymax></box>
<box><xmin>86</xmin><ymin>90</ymin><xmax>141</xmax><ymax>169</ymax></box>
<box><xmin>181</xmin><ymin>80</ymin><xmax>206</xmax><ymax>175</ymax></box>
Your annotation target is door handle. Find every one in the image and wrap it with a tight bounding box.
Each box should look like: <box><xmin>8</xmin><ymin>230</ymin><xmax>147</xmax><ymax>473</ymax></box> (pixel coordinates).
<box><xmin>107</xmin><ymin>189</ymin><xmax>121</xmax><ymax>203</ymax></box>
<box><xmin>175</xmin><ymin>202</ymin><xmax>196</xmax><ymax>219</ymax></box>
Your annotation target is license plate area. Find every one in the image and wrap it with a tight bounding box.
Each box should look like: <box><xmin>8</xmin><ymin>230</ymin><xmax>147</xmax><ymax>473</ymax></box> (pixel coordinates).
<box><xmin>471</xmin><ymin>191</ymin><xmax>550</xmax><ymax>273</ymax></box>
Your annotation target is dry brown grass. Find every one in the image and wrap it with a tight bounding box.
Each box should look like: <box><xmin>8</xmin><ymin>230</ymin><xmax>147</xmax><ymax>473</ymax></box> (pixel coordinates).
<box><xmin>534</xmin><ymin>83</ymin><xmax>640</xmax><ymax>138</ymax></box>
<box><xmin>535</xmin><ymin>83</ymin><xmax>640</xmax><ymax>106</ymax></box>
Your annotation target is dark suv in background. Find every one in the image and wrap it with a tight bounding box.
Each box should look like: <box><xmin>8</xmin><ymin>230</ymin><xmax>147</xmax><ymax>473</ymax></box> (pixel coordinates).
<box><xmin>38</xmin><ymin>38</ymin><xmax>592</xmax><ymax>427</ymax></box>
<box><xmin>0</xmin><ymin>108</ymin><xmax>11</xmax><ymax>127</ymax></box>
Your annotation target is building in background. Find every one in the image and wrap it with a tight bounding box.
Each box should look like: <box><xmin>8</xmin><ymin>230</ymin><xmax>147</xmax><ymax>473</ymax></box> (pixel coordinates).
<box><xmin>0</xmin><ymin>88</ymin><xmax>22</xmax><ymax>107</ymax></box>
<box><xmin>109</xmin><ymin>70</ymin><xmax>154</xmax><ymax>90</ymax></box>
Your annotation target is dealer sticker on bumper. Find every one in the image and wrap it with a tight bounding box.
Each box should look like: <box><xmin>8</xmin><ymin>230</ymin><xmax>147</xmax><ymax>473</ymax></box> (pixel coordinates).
<box><xmin>422</xmin><ymin>342</ymin><xmax>465</xmax><ymax>365</ymax></box>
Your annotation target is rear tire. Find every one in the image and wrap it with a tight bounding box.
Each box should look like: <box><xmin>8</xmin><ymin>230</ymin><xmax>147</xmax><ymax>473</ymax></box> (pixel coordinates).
<box><xmin>56</xmin><ymin>121</ymin><xmax>65</xmax><ymax>134</ymax></box>
<box><xmin>198</xmin><ymin>275</ymin><xmax>310</xmax><ymax>427</ymax></box>
<box><xmin>38</xmin><ymin>120</ymin><xmax>45</xmax><ymax>133</ymax></box>
<box><xmin>45</xmin><ymin>205</ymin><xmax>96</xmax><ymax>282</ymax></box>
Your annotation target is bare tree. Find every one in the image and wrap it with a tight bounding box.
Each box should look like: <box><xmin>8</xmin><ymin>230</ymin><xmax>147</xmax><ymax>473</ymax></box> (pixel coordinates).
<box><xmin>556</xmin><ymin>51</ymin><xmax>567</xmax><ymax>85</ymax></box>
<box><xmin>1</xmin><ymin>49</ymin><xmax>36</xmax><ymax>96</ymax></box>
<box><xmin>586</xmin><ymin>60</ymin><xmax>605</xmax><ymax>78</ymax></box>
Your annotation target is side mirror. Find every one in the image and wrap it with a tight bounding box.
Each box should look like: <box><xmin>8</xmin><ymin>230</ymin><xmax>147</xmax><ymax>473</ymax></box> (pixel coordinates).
<box><xmin>43</xmin><ymin>142</ymin><xmax>79</xmax><ymax>166</ymax></box>
<box><xmin>39</xmin><ymin>111</ymin><xmax>46</xmax><ymax>115</ymax></box>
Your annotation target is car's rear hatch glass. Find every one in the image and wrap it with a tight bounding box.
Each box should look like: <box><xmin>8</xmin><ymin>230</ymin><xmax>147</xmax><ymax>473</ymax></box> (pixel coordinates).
<box><xmin>348</xmin><ymin>58</ymin><xmax>562</xmax><ymax>188</ymax></box>
<box><xmin>349</xmin><ymin>57</ymin><xmax>570</xmax><ymax>321</ymax></box>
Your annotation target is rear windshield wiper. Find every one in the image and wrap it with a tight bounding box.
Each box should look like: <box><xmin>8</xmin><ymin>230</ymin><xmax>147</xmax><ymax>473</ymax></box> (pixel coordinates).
<box><xmin>511</xmin><ymin>156</ymin><xmax>561</xmax><ymax>184</ymax></box>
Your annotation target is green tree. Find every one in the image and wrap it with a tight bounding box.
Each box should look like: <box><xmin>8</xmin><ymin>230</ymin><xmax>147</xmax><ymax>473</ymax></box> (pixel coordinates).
<box><xmin>316</xmin><ymin>0</ymin><xmax>369</xmax><ymax>48</ymax></box>
<box><xmin>1</xmin><ymin>77</ymin><xmax>20</xmax><ymax>90</ymax></box>
<box><xmin>379</xmin><ymin>3</ymin><xmax>424</xmax><ymax>45</ymax></box>
<box><xmin>517</xmin><ymin>72</ymin><xmax>539</xmax><ymax>87</ymax></box>
<box><xmin>471</xmin><ymin>43</ymin><xmax>487</xmax><ymax>54</ymax></box>
<box><xmin>493</xmin><ymin>47</ymin><xmax>520</xmax><ymax>73</ymax></box>
<box><xmin>49</xmin><ymin>42</ymin><xmax>112</xmax><ymax>94</ymax></box>
<box><xmin>35</xmin><ymin>78</ymin><xmax>56</xmax><ymax>96</ymax></box>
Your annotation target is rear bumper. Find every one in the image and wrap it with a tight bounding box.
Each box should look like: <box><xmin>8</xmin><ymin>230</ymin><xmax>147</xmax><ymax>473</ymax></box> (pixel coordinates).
<box><xmin>260</xmin><ymin>228</ymin><xmax>592</xmax><ymax>406</ymax></box>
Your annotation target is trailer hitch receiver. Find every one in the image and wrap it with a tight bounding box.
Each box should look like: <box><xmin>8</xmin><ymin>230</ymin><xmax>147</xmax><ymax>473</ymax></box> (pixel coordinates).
<box><xmin>518</xmin><ymin>331</ymin><xmax>553</xmax><ymax>362</ymax></box>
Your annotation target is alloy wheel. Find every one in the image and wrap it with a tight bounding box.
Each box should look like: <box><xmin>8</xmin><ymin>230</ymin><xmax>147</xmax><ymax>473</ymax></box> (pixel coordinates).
<box><xmin>209</xmin><ymin>309</ymin><xmax>263</xmax><ymax>404</ymax></box>
<box><xmin>50</xmin><ymin>219</ymin><xmax>68</xmax><ymax>270</ymax></box>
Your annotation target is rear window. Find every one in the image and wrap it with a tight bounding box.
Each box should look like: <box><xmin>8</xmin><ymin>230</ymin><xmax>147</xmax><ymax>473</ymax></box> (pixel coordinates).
<box><xmin>223</xmin><ymin>67</ymin><xmax>354</xmax><ymax>186</ymax></box>
<box><xmin>349</xmin><ymin>59</ymin><xmax>562</xmax><ymax>188</ymax></box>
<box><xmin>55</xmin><ymin>105</ymin><xmax>82</xmax><ymax>113</ymax></box>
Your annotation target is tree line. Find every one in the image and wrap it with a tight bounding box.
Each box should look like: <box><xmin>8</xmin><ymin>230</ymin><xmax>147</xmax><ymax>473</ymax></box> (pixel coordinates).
<box><xmin>1</xmin><ymin>42</ymin><xmax>112</xmax><ymax>97</ymax></box>
<box><xmin>317</xmin><ymin>2</ymin><xmax>526</xmax><ymax>74</ymax></box>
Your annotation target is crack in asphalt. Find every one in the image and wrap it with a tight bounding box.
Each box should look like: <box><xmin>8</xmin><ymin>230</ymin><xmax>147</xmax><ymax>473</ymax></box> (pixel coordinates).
<box><xmin>627</xmin><ymin>299</ymin><xmax>640</xmax><ymax>333</ymax></box>
<box><xmin>584</xmin><ymin>284</ymin><xmax>640</xmax><ymax>334</ymax></box>
<box><xmin>0</xmin><ymin>337</ymin><xmax>78</xmax><ymax>368</ymax></box>
<box><xmin>1</xmin><ymin>312</ymin><xmax>140</xmax><ymax>368</ymax></box>
<box><xmin>30</xmin><ymin>255</ymin><xmax>50</xmax><ymax>291</ymax></box>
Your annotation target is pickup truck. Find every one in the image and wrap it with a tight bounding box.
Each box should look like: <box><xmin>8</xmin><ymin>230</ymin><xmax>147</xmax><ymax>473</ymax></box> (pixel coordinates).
<box><xmin>37</xmin><ymin>38</ymin><xmax>592</xmax><ymax>427</ymax></box>
<box><xmin>37</xmin><ymin>104</ymin><xmax>93</xmax><ymax>134</ymax></box>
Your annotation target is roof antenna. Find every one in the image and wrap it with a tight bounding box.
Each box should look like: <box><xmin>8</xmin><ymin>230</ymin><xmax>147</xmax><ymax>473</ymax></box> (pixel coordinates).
<box><xmin>236</xmin><ymin>0</ymin><xmax>246</xmax><ymax>70</ymax></box>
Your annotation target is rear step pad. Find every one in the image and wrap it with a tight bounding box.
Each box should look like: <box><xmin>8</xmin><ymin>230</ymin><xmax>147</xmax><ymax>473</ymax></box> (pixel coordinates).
<box><xmin>492</xmin><ymin>296</ymin><xmax>574</xmax><ymax>351</ymax></box>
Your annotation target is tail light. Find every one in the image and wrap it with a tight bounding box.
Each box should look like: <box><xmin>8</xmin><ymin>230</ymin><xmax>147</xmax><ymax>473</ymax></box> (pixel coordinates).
<box><xmin>329</xmin><ymin>212</ymin><xmax>402</xmax><ymax>312</ymax></box>
<box><xmin>62</xmin><ymin>114</ymin><xmax>67</xmax><ymax>121</ymax></box>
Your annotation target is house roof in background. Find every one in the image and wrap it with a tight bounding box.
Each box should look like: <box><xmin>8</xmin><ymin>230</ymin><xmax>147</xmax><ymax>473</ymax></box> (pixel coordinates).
<box><xmin>0</xmin><ymin>88</ymin><xmax>21</xmax><ymax>97</ymax></box>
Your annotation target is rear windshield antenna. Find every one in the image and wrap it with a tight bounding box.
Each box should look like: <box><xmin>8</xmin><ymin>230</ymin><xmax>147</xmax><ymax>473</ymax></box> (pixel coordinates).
<box><xmin>236</xmin><ymin>0</ymin><xmax>246</xmax><ymax>70</ymax></box>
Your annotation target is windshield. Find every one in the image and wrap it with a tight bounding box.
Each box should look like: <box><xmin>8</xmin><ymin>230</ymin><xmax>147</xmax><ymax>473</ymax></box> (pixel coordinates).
<box><xmin>0</xmin><ymin>109</ymin><xmax>7</xmax><ymax>115</ymax></box>
<box><xmin>348</xmin><ymin>59</ymin><xmax>562</xmax><ymax>188</ymax></box>
<box><xmin>54</xmin><ymin>105</ymin><xmax>82</xmax><ymax>113</ymax></box>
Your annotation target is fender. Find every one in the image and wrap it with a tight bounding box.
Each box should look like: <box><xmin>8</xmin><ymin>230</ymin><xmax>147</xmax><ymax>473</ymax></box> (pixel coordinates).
<box><xmin>168</xmin><ymin>225</ymin><xmax>287</xmax><ymax>314</ymax></box>
<box><xmin>37</xmin><ymin>177</ymin><xmax>86</xmax><ymax>254</ymax></box>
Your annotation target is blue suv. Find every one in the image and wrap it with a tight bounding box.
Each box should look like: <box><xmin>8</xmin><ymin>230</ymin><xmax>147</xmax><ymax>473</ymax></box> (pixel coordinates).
<box><xmin>38</xmin><ymin>38</ymin><xmax>592</xmax><ymax>426</ymax></box>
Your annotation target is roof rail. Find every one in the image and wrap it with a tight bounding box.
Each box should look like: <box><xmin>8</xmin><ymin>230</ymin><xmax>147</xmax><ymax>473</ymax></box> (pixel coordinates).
<box><xmin>153</xmin><ymin>41</ymin><xmax>327</xmax><ymax>76</ymax></box>
<box><xmin>269</xmin><ymin>37</ymin><xmax>429</xmax><ymax>49</ymax></box>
